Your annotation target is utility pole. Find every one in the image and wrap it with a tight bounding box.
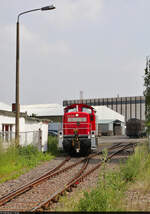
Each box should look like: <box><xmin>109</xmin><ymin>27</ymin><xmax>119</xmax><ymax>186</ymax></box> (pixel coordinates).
<box><xmin>15</xmin><ymin>5</ymin><xmax>55</xmax><ymax>145</ymax></box>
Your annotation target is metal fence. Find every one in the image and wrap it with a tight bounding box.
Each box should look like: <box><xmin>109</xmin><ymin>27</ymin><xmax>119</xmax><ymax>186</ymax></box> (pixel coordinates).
<box><xmin>0</xmin><ymin>130</ymin><xmax>42</xmax><ymax>151</ymax></box>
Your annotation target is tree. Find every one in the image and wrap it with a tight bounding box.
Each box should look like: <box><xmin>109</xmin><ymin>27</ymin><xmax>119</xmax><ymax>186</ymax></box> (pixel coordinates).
<box><xmin>144</xmin><ymin>56</ymin><xmax>150</xmax><ymax>122</ymax></box>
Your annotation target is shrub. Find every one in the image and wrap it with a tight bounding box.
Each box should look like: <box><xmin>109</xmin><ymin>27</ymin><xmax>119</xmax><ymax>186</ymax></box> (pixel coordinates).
<box><xmin>76</xmin><ymin>143</ymin><xmax>149</xmax><ymax>212</ymax></box>
<box><xmin>76</xmin><ymin>169</ymin><xmax>125</xmax><ymax>212</ymax></box>
<box><xmin>47</xmin><ymin>136</ymin><xmax>59</xmax><ymax>155</ymax></box>
<box><xmin>0</xmin><ymin>144</ymin><xmax>53</xmax><ymax>183</ymax></box>
<box><xmin>120</xmin><ymin>144</ymin><xmax>149</xmax><ymax>182</ymax></box>
<box><xmin>18</xmin><ymin>144</ymin><xmax>38</xmax><ymax>156</ymax></box>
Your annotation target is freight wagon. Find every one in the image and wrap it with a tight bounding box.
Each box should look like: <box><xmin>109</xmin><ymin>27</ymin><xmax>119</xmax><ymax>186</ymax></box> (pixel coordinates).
<box><xmin>126</xmin><ymin>118</ymin><xmax>146</xmax><ymax>138</ymax></box>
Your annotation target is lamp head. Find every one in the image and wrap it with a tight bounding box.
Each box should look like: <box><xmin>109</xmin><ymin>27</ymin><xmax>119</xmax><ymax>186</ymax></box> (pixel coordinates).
<box><xmin>41</xmin><ymin>5</ymin><xmax>56</xmax><ymax>11</ymax></box>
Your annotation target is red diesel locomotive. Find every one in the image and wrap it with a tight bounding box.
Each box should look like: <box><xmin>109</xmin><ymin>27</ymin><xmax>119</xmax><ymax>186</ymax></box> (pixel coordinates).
<box><xmin>58</xmin><ymin>104</ymin><xmax>97</xmax><ymax>155</ymax></box>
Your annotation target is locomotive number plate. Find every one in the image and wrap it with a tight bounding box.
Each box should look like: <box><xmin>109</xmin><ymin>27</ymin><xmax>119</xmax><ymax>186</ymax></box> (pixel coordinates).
<box><xmin>68</xmin><ymin>117</ymin><xmax>87</xmax><ymax>122</ymax></box>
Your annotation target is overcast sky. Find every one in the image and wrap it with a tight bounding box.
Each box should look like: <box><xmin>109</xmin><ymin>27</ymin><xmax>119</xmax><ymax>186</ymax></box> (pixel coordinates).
<box><xmin>0</xmin><ymin>0</ymin><xmax>149</xmax><ymax>105</ymax></box>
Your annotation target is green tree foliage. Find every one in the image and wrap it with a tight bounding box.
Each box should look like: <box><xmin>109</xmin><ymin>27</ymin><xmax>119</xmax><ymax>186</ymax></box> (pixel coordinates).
<box><xmin>144</xmin><ymin>57</ymin><xmax>150</xmax><ymax>122</ymax></box>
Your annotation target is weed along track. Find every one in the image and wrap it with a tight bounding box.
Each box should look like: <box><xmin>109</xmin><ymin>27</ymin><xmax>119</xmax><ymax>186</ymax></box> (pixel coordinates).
<box><xmin>0</xmin><ymin>142</ymin><xmax>137</xmax><ymax>212</ymax></box>
<box><xmin>32</xmin><ymin>143</ymin><xmax>137</xmax><ymax>212</ymax></box>
<box><xmin>0</xmin><ymin>155</ymin><xmax>90</xmax><ymax>211</ymax></box>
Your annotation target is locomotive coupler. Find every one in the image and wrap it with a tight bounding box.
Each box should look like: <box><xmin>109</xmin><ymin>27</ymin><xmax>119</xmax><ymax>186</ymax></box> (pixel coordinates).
<box><xmin>72</xmin><ymin>129</ymin><xmax>80</xmax><ymax>152</ymax></box>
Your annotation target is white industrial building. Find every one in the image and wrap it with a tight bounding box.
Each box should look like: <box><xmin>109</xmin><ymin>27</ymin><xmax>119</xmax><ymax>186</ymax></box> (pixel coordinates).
<box><xmin>0</xmin><ymin>103</ymin><xmax>49</xmax><ymax>151</ymax></box>
<box><xmin>0</xmin><ymin>102</ymin><xmax>125</xmax><ymax>146</ymax></box>
<box><xmin>94</xmin><ymin>106</ymin><xmax>124</xmax><ymax>122</ymax></box>
<box><xmin>94</xmin><ymin>106</ymin><xmax>125</xmax><ymax>136</ymax></box>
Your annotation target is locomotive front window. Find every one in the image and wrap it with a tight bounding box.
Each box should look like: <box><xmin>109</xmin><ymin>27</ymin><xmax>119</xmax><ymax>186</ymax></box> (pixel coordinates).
<box><xmin>67</xmin><ymin>107</ymin><xmax>77</xmax><ymax>113</ymax></box>
<box><xmin>82</xmin><ymin>107</ymin><xmax>92</xmax><ymax>114</ymax></box>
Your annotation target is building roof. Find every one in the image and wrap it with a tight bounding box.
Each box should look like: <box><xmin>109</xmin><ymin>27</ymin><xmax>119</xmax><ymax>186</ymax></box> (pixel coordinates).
<box><xmin>0</xmin><ymin>102</ymin><xmax>124</xmax><ymax>122</ymax></box>
<box><xmin>21</xmin><ymin>104</ymin><xmax>63</xmax><ymax>116</ymax></box>
<box><xmin>97</xmin><ymin>119</ymin><xmax>114</xmax><ymax>124</ymax></box>
<box><xmin>0</xmin><ymin>102</ymin><xmax>11</xmax><ymax>111</ymax></box>
<box><xmin>21</xmin><ymin>104</ymin><xmax>124</xmax><ymax>122</ymax></box>
<box><xmin>93</xmin><ymin>106</ymin><xmax>124</xmax><ymax>122</ymax></box>
<box><xmin>0</xmin><ymin>110</ymin><xmax>50</xmax><ymax>123</ymax></box>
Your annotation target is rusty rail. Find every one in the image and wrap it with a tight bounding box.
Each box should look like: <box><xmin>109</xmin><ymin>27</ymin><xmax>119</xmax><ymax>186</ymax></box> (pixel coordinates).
<box><xmin>32</xmin><ymin>142</ymin><xmax>135</xmax><ymax>211</ymax></box>
<box><xmin>0</xmin><ymin>142</ymin><xmax>136</xmax><ymax>212</ymax></box>
<box><xmin>0</xmin><ymin>155</ymin><xmax>91</xmax><ymax>207</ymax></box>
<box><xmin>0</xmin><ymin>156</ymin><xmax>71</xmax><ymax>207</ymax></box>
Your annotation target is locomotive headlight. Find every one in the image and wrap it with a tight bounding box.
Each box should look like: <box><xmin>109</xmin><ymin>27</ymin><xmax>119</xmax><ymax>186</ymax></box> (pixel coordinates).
<box><xmin>91</xmin><ymin>131</ymin><xmax>95</xmax><ymax>138</ymax></box>
<box><xmin>59</xmin><ymin>131</ymin><xmax>63</xmax><ymax>138</ymax></box>
<box><xmin>76</xmin><ymin>114</ymin><xmax>79</xmax><ymax>117</ymax></box>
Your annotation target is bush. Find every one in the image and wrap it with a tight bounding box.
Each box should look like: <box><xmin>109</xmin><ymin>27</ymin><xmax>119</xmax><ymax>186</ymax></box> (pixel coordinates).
<box><xmin>75</xmin><ymin>143</ymin><xmax>149</xmax><ymax>212</ymax></box>
<box><xmin>47</xmin><ymin>136</ymin><xmax>59</xmax><ymax>155</ymax></box>
<box><xmin>76</xmin><ymin>169</ymin><xmax>125</xmax><ymax>212</ymax></box>
<box><xmin>120</xmin><ymin>144</ymin><xmax>149</xmax><ymax>182</ymax></box>
<box><xmin>18</xmin><ymin>144</ymin><xmax>38</xmax><ymax>156</ymax></box>
<box><xmin>0</xmin><ymin>144</ymin><xmax>53</xmax><ymax>183</ymax></box>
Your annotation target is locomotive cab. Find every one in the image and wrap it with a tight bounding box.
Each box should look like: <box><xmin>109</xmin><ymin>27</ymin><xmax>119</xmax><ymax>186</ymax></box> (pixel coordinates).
<box><xmin>58</xmin><ymin>104</ymin><xmax>97</xmax><ymax>155</ymax></box>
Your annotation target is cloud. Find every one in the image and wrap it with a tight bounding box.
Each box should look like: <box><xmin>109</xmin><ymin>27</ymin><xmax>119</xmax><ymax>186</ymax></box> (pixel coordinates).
<box><xmin>45</xmin><ymin>0</ymin><xmax>103</xmax><ymax>27</ymax></box>
<box><xmin>20</xmin><ymin>25</ymin><xmax>71</xmax><ymax>56</ymax></box>
<box><xmin>0</xmin><ymin>24</ymin><xmax>15</xmax><ymax>49</ymax></box>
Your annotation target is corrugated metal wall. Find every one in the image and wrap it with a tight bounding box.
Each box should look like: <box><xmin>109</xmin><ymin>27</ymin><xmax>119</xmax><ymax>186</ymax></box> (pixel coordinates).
<box><xmin>63</xmin><ymin>96</ymin><xmax>145</xmax><ymax>122</ymax></box>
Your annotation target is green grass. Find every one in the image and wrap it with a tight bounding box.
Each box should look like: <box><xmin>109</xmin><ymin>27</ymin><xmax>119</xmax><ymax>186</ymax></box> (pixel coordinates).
<box><xmin>75</xmin><ymin>166</ymin><xmax>124</xmax><ymax>211</ymax></box>
<box><xmin>74</xmin><ymin>142</ymin><xmax>150</xmax><ymax>212</ymax></box>
<box><xmin>0</xmin><ymin>136</ymin><xmax>59</xmax><ymax>183</ymax></box>
<box><xmin>47</xmin><ymin>136</ymin><xmax>59</xmax><ymax>155</ymax></box>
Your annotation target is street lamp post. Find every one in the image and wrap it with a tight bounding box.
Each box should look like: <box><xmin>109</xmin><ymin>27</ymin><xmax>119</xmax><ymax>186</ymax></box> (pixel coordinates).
<box><xmin>15</xmin><ymin>5</ymin><xmax>55</xmax><ymax>144</ymax></box>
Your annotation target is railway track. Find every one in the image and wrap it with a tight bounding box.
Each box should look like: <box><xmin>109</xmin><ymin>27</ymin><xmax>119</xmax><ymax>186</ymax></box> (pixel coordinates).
<box><xmin>0</xmin><ymin>142</ymin><xmax>137</xmax><ymax>212</ymax></box>
<box><xmin>0</xmin><ymin>155</ymin><xmax>90</xmax><ymax>211</ymax></box>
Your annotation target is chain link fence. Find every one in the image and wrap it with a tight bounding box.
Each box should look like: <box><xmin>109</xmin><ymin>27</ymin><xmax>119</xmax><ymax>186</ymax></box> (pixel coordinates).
<box><xmin>0</xmin><ymin>130</ymin><xmax>42</xmax><ymax>151</ymax></box>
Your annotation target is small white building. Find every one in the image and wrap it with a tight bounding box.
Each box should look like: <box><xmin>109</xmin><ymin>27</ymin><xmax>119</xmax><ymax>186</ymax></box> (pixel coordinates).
<box><xmin>0</xmin><ymin>110</ymin><xmax>49</xmax><ymax>152</ymax></box>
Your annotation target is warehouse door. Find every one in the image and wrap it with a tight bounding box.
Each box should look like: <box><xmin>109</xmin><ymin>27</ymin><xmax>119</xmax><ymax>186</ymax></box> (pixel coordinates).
<box><xmin>113</xmin><ymin>120</ymin><xmax>122</xmax><ymax>135</ymax></box>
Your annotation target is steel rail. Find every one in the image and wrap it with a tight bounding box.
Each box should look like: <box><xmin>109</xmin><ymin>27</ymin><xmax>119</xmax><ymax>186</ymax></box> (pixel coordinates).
<box><xmin>0</xmin><ymin>158</ymin><xmax>90</xmax><ymax>212</ymax></box>
<box><xmin>99</xmin><ymin>141</ymin><xmax>137</xmax><ymax>154</ymax></box>
<box><xmin>32</xmin><ymin>158</ymin><xmax>90</xmax><ymax>211</ymax></box>
<box><xmin>0</xmin><ymin>142</ymin><xmax>136</xmax><ymax>211</ymax></box>
<box><xmin>65</xmin><ymin>143</ymin><xmax>134</xmax><ymax>188</ymax></box>
<box><xmin>67</xmin><ymin>158</ymin><xmax>89</xmax><ymax>187</ymax></box>
<box><xmin>0</xmin><ymin>155</ymin><xmax>92</xmax><ymax>207</ymax></box>
<box><xmin>0</xmin><ymin>156</ymin><xmax>71</xmax><ymax>206</ymax></box>
<box><xmin>32</xmin><ymin>142</ymin><xmax>135</xmax><ymax>211</ymax></box>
